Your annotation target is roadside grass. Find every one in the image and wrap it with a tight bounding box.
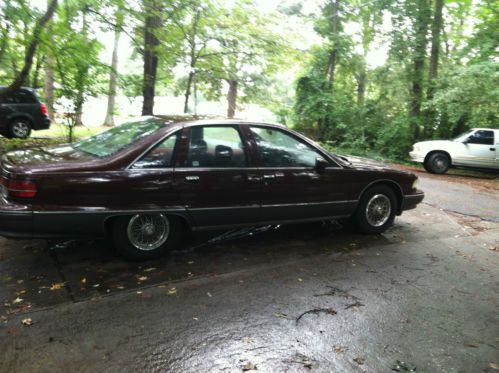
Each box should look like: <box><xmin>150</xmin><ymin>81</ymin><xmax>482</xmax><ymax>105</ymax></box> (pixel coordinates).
<box><xmin>0</xmin><ymin>124</ymin><xmax>106</xmax><ymax>153</ymax></box>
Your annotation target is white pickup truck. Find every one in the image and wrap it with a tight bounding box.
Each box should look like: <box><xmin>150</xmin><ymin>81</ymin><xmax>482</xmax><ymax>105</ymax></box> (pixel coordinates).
<box><xmin>410</xmin><ymin>128</ymin><xmax>499</xmax><ymax>174</ymax></box>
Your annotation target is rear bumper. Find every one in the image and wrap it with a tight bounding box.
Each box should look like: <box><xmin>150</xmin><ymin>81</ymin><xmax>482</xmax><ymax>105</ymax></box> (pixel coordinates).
<box><xmin>401</xmin><ymin>190</ymin><xmax>425</xmax><ymax>212</ymax></box>
<box><xmin>33</xmin><ymin>117</ymin><xmax>51</xmax><ymax>130</ymax></box>
<box><xmin>0</xmin><ymin>197</ymin><xmax>33</xmax><ymax>238</ymax></box>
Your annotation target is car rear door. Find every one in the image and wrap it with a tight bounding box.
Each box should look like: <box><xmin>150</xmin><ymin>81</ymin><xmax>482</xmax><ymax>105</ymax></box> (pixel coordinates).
<box><xmin>174</xmin><ymin>124</ymin><xmax>261</xmax><ymax>228</ymax></box>
<box><xmin>247</xmin><ymin>125</ymin><xmax>353</xmax><ymax>222</ymax></box>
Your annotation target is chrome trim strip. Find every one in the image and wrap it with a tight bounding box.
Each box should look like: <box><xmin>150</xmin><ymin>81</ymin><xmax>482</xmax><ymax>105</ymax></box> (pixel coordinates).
<box><xmin>31</xmin><ymin>200</ymin><xmax>358</xmax><ymax>215</ymax></box>
<box><xmin>32</xmin><ymin>208</ymin><xmax>186</xmax><ymax>215</ymax></box>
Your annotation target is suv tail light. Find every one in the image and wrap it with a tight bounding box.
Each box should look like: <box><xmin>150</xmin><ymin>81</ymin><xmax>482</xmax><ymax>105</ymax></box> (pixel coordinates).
<box><xmin>40</xmin><ymin>103</ymin><xmax>49</xmax><ymax>117</ymax></box>
<box><xmin>0</xmin><ymin>177</ymin><xmax>37</xmax><ymax>198</ymax></box>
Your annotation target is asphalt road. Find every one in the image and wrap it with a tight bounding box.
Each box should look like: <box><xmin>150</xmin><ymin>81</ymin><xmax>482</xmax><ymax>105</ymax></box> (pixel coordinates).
<box><xmin>0</xmin><ymin>170</ymin><xmax>498</xmax><ymax>372</ymax></box>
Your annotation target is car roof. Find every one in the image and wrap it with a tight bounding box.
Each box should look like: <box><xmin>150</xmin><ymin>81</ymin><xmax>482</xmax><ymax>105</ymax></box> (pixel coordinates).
<box><xmin>152</xmin><ymin>115</ymin><xmax>285</xmax><ymax>129</ymax></box>
<box><xmin>0</xmin><ymin>86</ymin><xmax>36</xmax><ymax>92</ymax></box>
<box><xmin>471</xmin><ymin>127</ymin><xmax>499</xmax><ymax>131</ymax></box>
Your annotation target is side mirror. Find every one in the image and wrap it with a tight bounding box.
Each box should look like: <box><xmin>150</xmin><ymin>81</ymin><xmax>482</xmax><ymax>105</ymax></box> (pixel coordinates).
<box><xmin>315</xmin><ymin>158</ymin><xmax>329</xmax><ymax>174</ymax></box>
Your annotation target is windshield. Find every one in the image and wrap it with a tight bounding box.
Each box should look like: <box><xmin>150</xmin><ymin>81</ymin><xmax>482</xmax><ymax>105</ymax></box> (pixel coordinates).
<box><xmin>451</xmin><ymin>129</ymin><xmax>474</xmax><ymax>142</ymax></box>
<box><xmin>73</xmin><ymin>118</ymin><xmax>164</xmax><ymax>157</ymax></box>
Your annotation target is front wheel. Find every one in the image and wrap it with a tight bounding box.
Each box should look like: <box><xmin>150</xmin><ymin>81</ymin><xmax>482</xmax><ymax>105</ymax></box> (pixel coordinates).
<box><xmin>425</xmin><ymin>152</ymin><xmax>450</xmax><ymax>174</ymax></box>
<box><xmin>355</xmin><ymin>186</ymin><xmax>397</xmax><ymax>234</ymax></box>
<box><xmin>111</xmin><ymin>213</ymin><xmax>181</xmax><ymax>260</ymax></box>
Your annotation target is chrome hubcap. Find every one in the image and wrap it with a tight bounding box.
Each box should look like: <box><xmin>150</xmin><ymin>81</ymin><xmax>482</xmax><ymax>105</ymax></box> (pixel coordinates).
<box><xmin>433</xmin><ymin>156</ymin><xmax>447</xmax><ymax>171</ymax></box>
<box><xmin>127</xmin><ymin>214</ymin><xmax>169</xmax><ymax>251</ymax></box>
<box><xmin>12</xmin><ymin>122</ymin><xmax>29</xmax><ymax>138</ymax></box>
<box><xmin>365</xmin><ymin>194</ymin><xmax>391</xmax><ymax>227</ymax></box>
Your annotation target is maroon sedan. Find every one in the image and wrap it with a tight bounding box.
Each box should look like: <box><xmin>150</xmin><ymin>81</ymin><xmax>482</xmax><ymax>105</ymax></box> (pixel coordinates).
<box><xmin>0</xmin><ymin>117</ymin><xmax>424</xmax><ymax>259</ymax></box>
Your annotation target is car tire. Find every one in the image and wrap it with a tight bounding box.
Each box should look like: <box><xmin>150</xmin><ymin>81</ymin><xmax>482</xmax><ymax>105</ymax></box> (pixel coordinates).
<box><xmin>9</xmin><ymin>119</ymin><xmax>32</xmax><ymax>139</ymax></box>
<box><xmin>355</xmin><ymin>185</ymin><xmax>397</xmax><ymax>234</ymax></box>
<box><xmin>111</xmin><ymin>213</ymin><xmax>181</xmax><ymax>260</ymax></box>
<box><xmin>425</xmin><ymin>152</ymin><xmax>450</xmax><ymax>174</ymax></box>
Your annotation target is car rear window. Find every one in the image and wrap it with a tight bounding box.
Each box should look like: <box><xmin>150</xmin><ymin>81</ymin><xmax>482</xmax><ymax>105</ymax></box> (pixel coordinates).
<box><xmin>73</xmin><ymin>118</ymin><xmax>164</xmax><ymax>158</ymax></box>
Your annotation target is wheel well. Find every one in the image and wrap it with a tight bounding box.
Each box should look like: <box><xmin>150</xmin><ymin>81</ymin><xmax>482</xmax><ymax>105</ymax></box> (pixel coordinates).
<box><xmin>359</xmin><ymin>180</ymin><xmax>403</xmax><ymax>214</ymax></box>
<box><xmin>9</xmin><ymin>116</ymin><xmax>32</xmax><ymax>126</ymax></box>
<box><xmin>103</xmin><ymin>213</ymin><xmax>191</xmax><ymax>238</ymax></box>
<box><xmin>424</xmin><ymin>150</ymin><xmax>451</xmax><ymax>166</ymax></box>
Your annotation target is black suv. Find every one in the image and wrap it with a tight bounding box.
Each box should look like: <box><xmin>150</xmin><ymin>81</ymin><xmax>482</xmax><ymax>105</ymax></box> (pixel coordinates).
<box><xmin>0</xmin><ymin>87</ymin><xmax>51</xmax><ymax>138</ymax></box>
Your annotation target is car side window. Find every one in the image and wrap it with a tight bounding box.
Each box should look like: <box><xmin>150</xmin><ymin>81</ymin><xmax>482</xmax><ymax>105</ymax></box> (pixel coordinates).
<box><xmin>466</xmin><ymin>130</ymin><xmax>494</xmax><ymax>145</ymax></box>
<box><xmin>250</xmin><ymin>126</ymin><xmax>327</xmax><ymax>167</ymax></box>
<box><xmin>186</xmin><ymin>126</ymin><xmax>247</xmax><ymax>168</ymax></box>
<box><xmin>132</xmin><ymin>132</ymin><xmax>179</xmax><ymax>169</ymax></box>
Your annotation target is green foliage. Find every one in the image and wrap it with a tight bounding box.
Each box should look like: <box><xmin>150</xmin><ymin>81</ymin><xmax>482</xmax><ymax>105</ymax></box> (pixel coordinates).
<box><xmin>429</xmin><ymin>62</ymin><xmax>499</xmax><ymax>134</ymax></box>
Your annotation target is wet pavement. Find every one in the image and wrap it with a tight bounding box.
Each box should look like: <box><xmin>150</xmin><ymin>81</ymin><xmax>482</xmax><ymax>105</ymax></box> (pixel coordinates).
<box><xmin>0</xmin><ymin>172</ymin><xmax>498</xmax><ymax>372</ymax></box>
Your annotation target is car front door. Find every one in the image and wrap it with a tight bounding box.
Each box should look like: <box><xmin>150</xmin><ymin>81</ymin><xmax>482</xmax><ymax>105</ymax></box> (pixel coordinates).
<box><xmin>458</xmin><ymin>130</ymin><xmax>496</xmax><ymax>168</ymax></box>
<box><xmin>247</xmin><ymin>125</ymin><xmax>353</xmax><ymax>222</ymax></box>
<box><xmin>174</xmin><ymin>125</ymin><xmax>261</xmax><ymax>228</ymax></box>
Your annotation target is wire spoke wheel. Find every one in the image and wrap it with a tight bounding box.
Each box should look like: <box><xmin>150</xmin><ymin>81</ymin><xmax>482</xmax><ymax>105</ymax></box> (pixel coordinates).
<box><xmin>126</xmin><ymin>214</ymin><xmax>170</xmax><ymax>251</ymax></box>
<box><xmin>365</xmin><ymin>194</ymin><xmax>392</xmax><ymax>227</ymax></box>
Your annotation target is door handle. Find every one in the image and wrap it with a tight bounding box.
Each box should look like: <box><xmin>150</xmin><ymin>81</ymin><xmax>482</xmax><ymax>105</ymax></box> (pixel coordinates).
<box><xmin>185</xmin><ymin>175</ymin><xmax>199</xmax><ymax>182</ymax></box>
<box><xmin>490</xmin><ymin>148</ymin><xmax>496</xmax><ymax>151</ymax></box>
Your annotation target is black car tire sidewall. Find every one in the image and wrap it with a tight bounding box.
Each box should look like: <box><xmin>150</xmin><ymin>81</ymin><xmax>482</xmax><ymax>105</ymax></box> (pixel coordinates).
<box><xmin>9</xmin><ymin>119</ymin><xmax>32</xmax><ymax>139</ymax></box>
<box><xmin>426</xmin><ymin>152</ymin><xmax>450</xmax><ymax>174</ymax></box>
<box><xmin>356</xmin><ymin>186</ymin><xmax>397</xmax><ymax>234</ymax></box>
<box><xmin>111</xmin><ymin>214</ymin><xmax>181</xmax><ymax>260</ymax></box>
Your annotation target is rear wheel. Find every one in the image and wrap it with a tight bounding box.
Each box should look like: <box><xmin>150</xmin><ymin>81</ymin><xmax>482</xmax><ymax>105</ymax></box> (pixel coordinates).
<box><xmin>355</xmin><ymin>186</ymin><xmax>396</xmax><ymax>234</ymax></box>
<box><xmin>425</xmin><ymin>152</ymin><xmax>450</xmax><ymax>174</ymax></box>
<box><xmin>111</xmin><ymin>213</ymin><xmax>181</xmax><ymax>260</ymax></box>
<box><xmin>9</xmin><ymin>119</ymin><xmax>31</xmax><ymax>139</ymax></box>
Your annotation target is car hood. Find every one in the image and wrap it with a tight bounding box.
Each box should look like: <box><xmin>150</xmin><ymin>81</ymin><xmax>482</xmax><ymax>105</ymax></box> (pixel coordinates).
<box><xmin>414</xmin><ymin>140</ymin><xmax>453</xmax><ymax>148</ymax></box>
<box><xmin>341</xmin><ymin>155</ymin><xmax>391</xmax><ymax>170</ymax></box>
<box><xmin>1</xmin><ymin>145</ymin><xmax>99</xmax><ymax>174</ymax></box>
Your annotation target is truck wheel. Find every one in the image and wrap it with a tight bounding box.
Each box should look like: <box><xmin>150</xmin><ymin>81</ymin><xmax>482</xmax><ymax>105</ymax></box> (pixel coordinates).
<box><xmin>425</xmin><ymin>152</ymin><xmax>450</xmax><ymax>174</ymax></box>
<box><xmin>9</xmin><ymin>119</ymin><xmax>32</xmax><ymax>139</ymax></box>
<box><xmin>111</xmin><ymin>213</ymin><xmax>181</xmax><ymax>260</ymax></box>
<box><xmin>356</xmin><ymin>185</ymin><xmax>397</xmax><ymax>234</ymax></box>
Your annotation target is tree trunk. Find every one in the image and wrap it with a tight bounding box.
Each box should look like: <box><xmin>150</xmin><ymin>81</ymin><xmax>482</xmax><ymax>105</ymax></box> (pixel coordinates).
<box><xmin>356</xmin><ymin>67</ymin><xmax>366</xmax><ymax>107</ymax></box>
<box><xmin>183</xmin><ymin>70</ymin><xmax>195</xmax><ymax>114</ymax></box>
<box><xmin>32</xmin><ymin>54</ymin><xmax>43</xmax><ymax>88</ymax></box>
<box><xmin>327</xmin><ymin>0</ymin><xmax>340</xmax><ymax>88</ymax></box>
<box><xmin>227</xmin><ymin>80</ymin><xmax>238</xmax><ymax>119</ymax></box>
<box><xmin>409</xmin><ymin>0</ymin><xmax>430</xmax><ymax>141</ymax></box>
<box><xmin>141</xmin><ymin>8</ymin><xmax>160</xmax><ymax>116</ymax></box>
<box><xmin>0</xmin><ymin>0</ymin><xmax>58</xmax><ymax>101</ymax></box>
<box><xmin>0</xmin><ymin>25</ymin><xmax>9</xmax><ymax>64</ymax></box>
<box><xmin>103</xmin><ymin>25</ymin><xmax>121</xmax><ymax>126</ymax></box>
<box><xmin>44</xmin><ymin>52</ymin><xmax>55</xmax><ymax>120</ymax></box>
<box><xmin>427</xmin><ymin>0</ymin><xmax>444</xmax><ymax>99</ymax></box>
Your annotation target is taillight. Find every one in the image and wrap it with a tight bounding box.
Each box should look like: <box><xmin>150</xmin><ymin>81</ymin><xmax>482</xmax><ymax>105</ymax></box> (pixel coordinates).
<box><xmin>0</xmin><ymin>177</ymin><xmax>37</xmax><ymax>198</ymax></box>
<box><xmin>40</xmin><ymin>103</ymin><xmax>49</xmax><ymax>117</ymax></box>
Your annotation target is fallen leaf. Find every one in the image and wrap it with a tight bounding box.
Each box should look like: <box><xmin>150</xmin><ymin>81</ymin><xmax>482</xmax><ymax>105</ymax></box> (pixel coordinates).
<box><xmin>50</xmin><ymin>283</ymin><xmax>64</xmax><ymax>291</ymax></box>
<box><xmin>274</xmin><ymin>312</ymin><xmax>288</xmax><ymax>319</ymax></box>
<box><xmin>15</xmin><ymin>290</ymin><xmax>26</xmax><ymax>296</ymax></box>
<box><xmin>12</xmin><ymin>298</ymin><xmax>23</xmax><ymax>304</ymax></box>
<box><xmin>138</xmin><ymin>276</ymin><xmax>148</xmax><ymax>281</ymax></box>
<box><xmin>92</xmin><ymin>284</ymin><xmax>100</xmax><ymax>288</ymax></box>
<box><xmin>490</xmin><ymin>363</ymin><xmax>499</xmax><ymax>370</ymax></box>
<box><xmin>464</xmin><ymin>343</ymin><xmax>479</xmax><ymax>348</ymax></box>
<box><xmin>333</xmin><ymin>346</ymin><xmax>347</xmax><ymax>353</ymax></box>
<box><xmin>81</xmin><ymin>278</ymin><xmax>87</xmax><ymax>284</ymax></box>
<box><xmin>193</xmin><ymin>317</ymin><xmax>199</xmax><ymax>321</ymax></box>
<box><xmin>187</xmin><ymin>261</ymin><xmax>194</xmax><ymax>265</ymax></box>
<box><xmin>353</xmin><ymin>357</ymin><xmax>365</xmax><ymax>365</ymax></box>
<box><xmin>207</xmin><ymin>292</ymin><xmax>212</xmax><ymax>297</ymax></box>
<box><xmin>143</xmin><ymin>267</ymin><xmax>156</xmax><ymax>272</ymax></box>
<box><xmin>167</xmin><ymin>287</ymin><xmax>177</xmax><ymax>296</ymax></box>
<box><xmin>242</xmin><ymin>362</ymin><xmax>257</xmax><ymax>371</ymax></box>
<box><xmin>297</xmin><ymin>278</ymin><xmax>303</xmax><ymax>282</ymax></box>
<box><xmin>21</xmin><ymin>318</ymin><xmax>33</xmax><ymax>326</ymax></box>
